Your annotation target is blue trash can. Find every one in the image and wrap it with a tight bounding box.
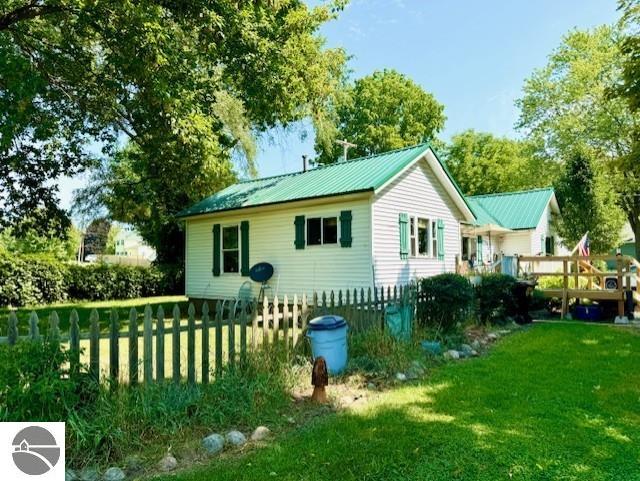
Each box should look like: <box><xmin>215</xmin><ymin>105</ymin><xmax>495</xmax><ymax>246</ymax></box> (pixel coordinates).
<box><xmin>306</xmin><ymin>315</ymin><xmax>348</xmax><ymax>375</ymax></box>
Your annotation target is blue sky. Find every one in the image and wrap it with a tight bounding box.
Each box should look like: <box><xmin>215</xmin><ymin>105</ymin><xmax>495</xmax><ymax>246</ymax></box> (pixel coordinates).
<box><xmin>58</xmin><ymin>0</ymin><xmax>619</xmax><ymax>210</ymax></box>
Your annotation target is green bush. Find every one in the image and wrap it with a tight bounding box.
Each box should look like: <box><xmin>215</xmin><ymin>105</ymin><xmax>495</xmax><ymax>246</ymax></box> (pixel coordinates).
<box><xmin>0</xmin><ymin>252</ymin><xmax>183</xmax><ymax>306</ymax></box>
<box><xmin>476</xmin><ymin>273</ymin><xmax>517</xmax><ymax>325</ymax></box>
<box><xmin>417</xmin><ymin>273</ymin><xmax>475</xmax><ymax>332</ymax></box>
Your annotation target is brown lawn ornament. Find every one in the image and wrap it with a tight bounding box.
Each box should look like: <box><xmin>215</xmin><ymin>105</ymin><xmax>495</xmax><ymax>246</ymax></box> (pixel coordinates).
<box><xmin>311</xmin><ymin>356</ymin><xmax>329</xmax><ymax>404</ymax></box>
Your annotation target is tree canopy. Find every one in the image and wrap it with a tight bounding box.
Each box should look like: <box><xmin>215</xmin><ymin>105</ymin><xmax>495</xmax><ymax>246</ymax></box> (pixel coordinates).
<box><xmin>444</xmin><ymin>130</ymin><xmax>559</xmax><ymax>196</ymax></box>
<box><xmin>314</xmin><ymin>69</ymin><xmax>445</xmax><ymax>164</ymax></box>
<box><xmin>1</xmin><ymin>0</ymin><xmax>346</xmax><ymax>259</ymax></box>
<box><xmin>517</xmin><ymin>24</ymin><xmax>640</xmax><ymax>257</ymax></box>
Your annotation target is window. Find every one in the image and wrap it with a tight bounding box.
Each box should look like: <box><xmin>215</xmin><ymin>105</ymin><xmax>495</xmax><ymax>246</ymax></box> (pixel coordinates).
<box><xmin>307</xmin><ymin>216</ymin><xmax>338</xmax><ymax>246</ymax></box>
<box><xmin>222</xmin><ymin>225</ymin><xmax>239</xmax><ymax>273</ymax></box>
<box><xmin>409</xmin><ymin>216</ymin><xmax>435</xmax><ymax>257</ymax></box>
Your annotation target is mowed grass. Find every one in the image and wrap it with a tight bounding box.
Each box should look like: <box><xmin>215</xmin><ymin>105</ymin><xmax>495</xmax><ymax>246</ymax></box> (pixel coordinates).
<box><xmin>158</xmin><ymin>323</ymin><xmax>640</xmax><ymax>481</ymax></box>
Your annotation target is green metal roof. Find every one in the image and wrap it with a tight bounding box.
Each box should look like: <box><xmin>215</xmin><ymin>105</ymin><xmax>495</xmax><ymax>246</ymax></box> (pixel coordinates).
<box><xmin>466</xmin><ymin>188</ymin><xmax>555</xmax><ymax>230</ymax></box>
<box><xmin>178</xmin><ymin>143</ymin><xmax>469</xmax><ymax>218</ymax></box>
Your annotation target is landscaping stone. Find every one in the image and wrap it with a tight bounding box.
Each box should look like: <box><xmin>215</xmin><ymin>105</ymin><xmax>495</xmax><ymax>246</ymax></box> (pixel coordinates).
<box><xmin>79</xmin><ymin>466</ymin><xmax>100</xmax><ymax>481</ymax></box>
<box><xmin>103</xmin><ymin>467</ymin><xmax>126</xmax><ymax>481</ymax></box>
<box><xmin>471</xmin><ymin>349</ymin><xmax>479</xmax><ymax>357</ymax></box>
<box><xmin>366</xmin><ymin>382</ymin><xmax>377</xmax><ymax>390</ymax></box>
<box><xmin>226</xmin><ymin>430</ymin><xmax>247</xmax><ymax>447</ymax></box>
<box><xmin>460</xmin><ymin>343</ymin><xmax>473</xmax><ymax>354</ymax></box>
<box><xmin>124</xmin><ymin>456</ymin><xmax>143</xmax><ymax>476</ymax></box>
<box><xmin>395</xmin><ymin>372</ymin><xmax>407</xmax><ymax>381</ymax></box>
<box><xmin>66</xmin><ymin>469</ymin><xmax>78</xmax><ymax>481</ymax></box>
<box><xmin>471</xmin><ymin>340</ymin><xmax>481</xmax><ymax>350</ymax></box>
<box><xmin>158</xmin><ymin>455</ymin><xmax>178</xmax><ymax>472</ymax></box>
<box><xmin>406</xmin><ymin>361</ymin><xmax>425</xmax><ymax>379</ymax></box>
<box><xmin>445</xmin><ymin>350</ymin><xmax>460</xmax><ymax>360</ymax></box>
<box><xmin>486</xmin><ymin>333</ymin><xmax>498</xmax><ymax>342</ymax></box>
<box><xmin>251</xmin><ymin>426</ymin><xmax>271</xmax><ymax>441</ymax></box>
<box><xmin>202</xmin><ymin>433</ymin><xmax>225</xmax><ymax>455</ymax></box>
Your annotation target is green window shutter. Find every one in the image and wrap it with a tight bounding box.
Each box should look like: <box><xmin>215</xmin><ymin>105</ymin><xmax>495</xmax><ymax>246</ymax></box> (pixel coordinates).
<box><xmin>240</xmin><ymin>221</ymin><xmax>250</xmax><ymax>276</ymax></box>
<box><xmin>212</xmin><ymin>224</ymin><xmax>221</xmax><ymax>276</ymax></box>
<box><xmin>550</xmin><ymin>236</ymin><xmax>555</xmax><ymax>255</ymax></box>
<box><xmin>399</xmin><ymin>213</ymin><xmax>409</xmax><ymax>260</ymax></box>
<box><xmin>437</xmin><ymin>219</ymin><xmax>445</xmax><ymax>261</ymax></box>
<box><xmin>294</xmin><ymin>215</ymin><xmax>305</xmax><ymax>249</ymax></box>
<box><xmin>340</xmin><ymin>210</ymin><xmax>352</xmax><ymax>247</ymax></box>
<box><xmin>477</xmin><ymin>235</ymin><xmax>483</xmax><ymax>263</ymax></box>
<box><xmin>545</xmin><ymin>236</ymin><xmax>552</xmax><ymax>256</ymax></box>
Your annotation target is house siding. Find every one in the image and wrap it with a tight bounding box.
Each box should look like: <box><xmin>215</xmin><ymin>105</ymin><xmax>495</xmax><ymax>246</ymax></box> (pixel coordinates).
<box><xmin>185</xmin><ymin>197</ymin><xmax>373</xmax><ymax>300</ymax></box>
<box><xmin>372</xmin><ymin>159</ymin><xmax>463</xmax><ymax>287</ymax></box>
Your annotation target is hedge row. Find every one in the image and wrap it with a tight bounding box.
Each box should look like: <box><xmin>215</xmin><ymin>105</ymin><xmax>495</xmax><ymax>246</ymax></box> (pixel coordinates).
<box><xmin>0</xmin><ymin>254</ymin><xmax>184</xmax><ymax>307</ymax></box>
<box><xmin>417</xmin><ymin>272</ymin><xmax>517</xmax><ymax>331</ymax></box>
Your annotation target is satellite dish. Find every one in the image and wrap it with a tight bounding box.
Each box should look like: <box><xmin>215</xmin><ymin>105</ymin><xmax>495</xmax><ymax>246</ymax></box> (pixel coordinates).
<box><xmin>249</xmin><ymin>262</ymin><xmax>274</xmax><ymax>283</ymax></box>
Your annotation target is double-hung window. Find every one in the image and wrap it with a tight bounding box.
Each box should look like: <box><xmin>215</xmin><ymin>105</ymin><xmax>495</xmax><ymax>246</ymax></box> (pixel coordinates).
<box><xmin>222</xmin><ymin>225</ymin><xmax>240</xmax><ymax>273</ymax></box>
<box><xmin>307</xmin><ymin>217</ymin><xmax>338</xmax><ymax>246</ymax></box>
<box><xmin>409</xmin><ymin>215</ymin><xmax>436</xmax><ymax>257</ymax></box>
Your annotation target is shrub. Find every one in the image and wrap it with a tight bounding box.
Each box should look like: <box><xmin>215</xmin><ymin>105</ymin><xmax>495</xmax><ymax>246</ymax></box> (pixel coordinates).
<box><xmin>0</xmin><ymin>254</ymin><xmax>68</xmax><ymax>306</ymax></box>
<box><xmin>417</xmin><ymin>273</ymin><xmax>475</xmax><ymax>332</ymax></box>
<box><xmin>476</xmin><ymin>273</ymin><xmax>517</xmax><ymax>325</ymax></box>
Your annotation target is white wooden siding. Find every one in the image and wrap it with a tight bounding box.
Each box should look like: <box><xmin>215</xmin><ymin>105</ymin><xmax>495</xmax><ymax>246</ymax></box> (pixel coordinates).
<box><xmin>372</xmin><ymin>159</ymin><xmax>464</xmax><ymax>286</ymax></box>
<box><xmin>185</xmin><ymin>197</ymin><xmax>373</xmax><ymax>300</ymax></box>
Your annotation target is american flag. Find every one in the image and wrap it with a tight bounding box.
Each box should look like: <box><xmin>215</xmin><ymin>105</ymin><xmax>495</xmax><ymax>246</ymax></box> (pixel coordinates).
<box><xmin>577</xmin><ymin>233</ymin><xmax>590</xmax><ymax>256</ymax></box>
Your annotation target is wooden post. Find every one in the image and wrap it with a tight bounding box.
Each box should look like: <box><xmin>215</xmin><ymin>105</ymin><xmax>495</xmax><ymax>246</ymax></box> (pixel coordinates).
<box><xmin>89</xmin><ymin>309</ymin><xmax>100</xmax><ymax>381</ymax></box>
<box><xmin>7</xmin><ymin>311</ymin><xmax>18</xmax><ymax>346</ymax></box>
<box><xmin>283</xmin><ymin>295</ymin><xmax>290</xmax><ymax>351</ymax></box>
<box><xmin>301</xmin><ymin>293</ymin><xmax>309</xmax><ymax>333</ymax></box>
<box><xmin>143</xmin><ymin>305</ymin><xmax>153</xmax><ymax>384</ymax></box>
<box><xmin>292</xmin><ymin>294</ymin><xmax>299</xmax><ymax>348</ymax></box>
<box><xmin>156</xmin><ymin>305</ymin><xmax>165</xmax><ymax>382</ymax></box>
<box><xmin>69</xmin><ymin>310</ymin><xmax>80</xmax><ymax>377</ymax></box>
<box><xmin>187</xmin><ymin>303</ymin><xmax>196</xmax><ymax>385</ymax></box>
<box><xmin>215</xmin><ymin>301</ymin><xmax>223</xmax><ymax>377</ymax></box>
<box><xmin>128</xmin><ymin>308</ymin><xmax>138</xmax><ymax>386</ymax></box>
<box><xmin>48</xmin><ymin>311</ymin><xmax>60</xmax><ymax>343</ymax></box>
<box><xmin>228</xmin><ymin>301</ymin><xmax>237</xmax><ymax>367</ymax></box>
<box><xmin>262</xmin><ymin>295</ymin><xmax>269</xmax><ymax>346</ymax></box>
<box><xmin>574</xmin><ymin>259</ymin><xmax>579</xmax><ymax>289</ymax></box>
<box><xmin>29</xmin><ymin>311</ymin><xmax>40</xmax><ymax>340</ymax></box>
<box><xmin>273</xmin><ymin>295</ymin><xmax>280</xmax><ymax>344</ymax></box>
<box><xmin>617</xmin><ymin>255</ymin><xmax>624</xmax><ymax>317</ymax></box>
<box><xmin>240</xmin><ymin>300</ymin><xmax>248</xmax><ymax>365</ymax></box>
<box><xmin>109</xmin><ymin>308</ymin><xmax>119</xmax><ymax>384</ymax></box>
<box><xmin>201</xmin><ymin>302</ymin><xmax>210</xmax><ymax>384</ymax></box>
<box><xmin>252</xmin><ymin>299</ymin><xmax>259</xmax><ymax>351</ymax></box>
<box><xmin>172</xmin><ymin>304</ymin><xmax>181</xmax><ymax>382</ymax></box>
<box><xmin>366</xmin><ymin>287</ymin><xmax>372</xmax><ymax>331</ymax></box>
<box><xmin>561</xmin><ymin>259</ymin><xmax>569</xmax><ymax>319</ymax></box>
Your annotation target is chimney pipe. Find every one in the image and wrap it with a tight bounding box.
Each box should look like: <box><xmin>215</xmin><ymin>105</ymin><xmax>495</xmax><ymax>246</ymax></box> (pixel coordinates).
<box><xmin>302</xmin><ymin>155</ymin><xmax>308</xmax><ymax>172</ymax></box>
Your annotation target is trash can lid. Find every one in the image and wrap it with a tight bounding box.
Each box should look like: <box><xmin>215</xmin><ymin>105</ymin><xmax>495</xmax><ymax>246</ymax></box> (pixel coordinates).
<box><xmin>308</xmin><ymin>315</ymin><xmax>347</xmax><ymax>331</ymax></box>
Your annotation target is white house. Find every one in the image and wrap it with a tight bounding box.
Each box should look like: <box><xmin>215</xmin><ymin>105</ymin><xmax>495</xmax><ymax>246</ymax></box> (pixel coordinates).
<box><xmin>177</xmin><ymin>143</ymin><xmax>476</xmax><ymax>301</ymax></box>
<box><xmin>461</xmin><ymin>188</ymin><xmax>567</xmax><ymax>267</ymax></box>
<box><xmin>113</xmin><ymin>224</ymin><xmax>157</xmax><ymax>263</ymax></box>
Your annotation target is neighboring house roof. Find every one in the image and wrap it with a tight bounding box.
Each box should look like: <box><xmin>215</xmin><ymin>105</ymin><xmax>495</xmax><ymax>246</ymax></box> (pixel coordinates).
<box><xmin>466</xmin><ymin>187</ymin><xmax>558</xmax><ymax>230</ymax></box>
<box><xmin>177</xmin><ymin>143</ymin><xmax>475</xmax><ymax>220</ymax></box>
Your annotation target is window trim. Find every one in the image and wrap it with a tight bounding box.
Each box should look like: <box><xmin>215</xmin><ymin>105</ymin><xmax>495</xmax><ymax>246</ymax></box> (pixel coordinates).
<box><xmin>409</xmin><ymin>214</ymin><xmax>437</xmax><ymax>259</ymax></box>
<box><xmin>221</xmin><ymin>223</ymin><xmax>241</xmax><ymax>274</ymax></box>
<box><xmin>305</xmin><ymin>215</ymin><xmax>340</xmax><ymax>247</ymax></box>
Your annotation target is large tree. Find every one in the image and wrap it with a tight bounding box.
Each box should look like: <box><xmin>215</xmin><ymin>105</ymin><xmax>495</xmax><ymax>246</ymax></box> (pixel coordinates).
<box><xmin>314</xmin><ymin>69</ymin><xmax>445</xmax><ymax>164</ymax></box>
<box><xmin>444</xmin><ymin>130</ymin><xmax>559</xmax><ymax>196</ymax></box>
<box><xmin>516</xmin><ymin>25</ymin><xmax>640</xmax><ymax>258</ymax></box>
<box><xmin>1</xmin><ymin>1</ymin><xmax>346</xmax><ymax>257</ymax></box>
<box><xmin>554</xmin><ymin>146</ymin><xmax>625</xmax><ymax>253</ymax></box>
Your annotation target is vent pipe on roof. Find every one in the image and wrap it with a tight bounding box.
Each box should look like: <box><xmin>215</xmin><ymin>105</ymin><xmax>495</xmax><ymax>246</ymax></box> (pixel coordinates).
<box><xmin>302</xmin><ymin>155</ymin><xmax>308</xmax><ymax>173</ymax></box>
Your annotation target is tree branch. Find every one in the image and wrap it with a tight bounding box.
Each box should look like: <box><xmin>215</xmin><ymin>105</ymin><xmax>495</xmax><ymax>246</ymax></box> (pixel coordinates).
<box><xmin>0</xmin><ymin>3</ymin><xmax>69</xmax><ymax>31</ymax></box>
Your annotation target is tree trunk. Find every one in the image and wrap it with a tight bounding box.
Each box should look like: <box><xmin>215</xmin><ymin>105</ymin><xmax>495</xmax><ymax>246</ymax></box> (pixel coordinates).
<box><xmin>630</xmin><ymin>212</ymin><xmax>640</xmax><ymax>261</ymax></box>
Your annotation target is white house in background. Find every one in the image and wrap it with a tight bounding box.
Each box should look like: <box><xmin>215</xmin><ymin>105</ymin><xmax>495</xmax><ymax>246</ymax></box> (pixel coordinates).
<box><xmin>461</xmin><ymin>188</ymin><xmax>567</xmax><ymax>265</ymax></box>
<box><xmin>113</xmin><ymin>224</ymin><xmax>157</xmax><ymax>262</ymax></box>
<box><xmin>177</xmin><ymin>143</ymin><xmax>476</xmax><ymax>301</ymax></box>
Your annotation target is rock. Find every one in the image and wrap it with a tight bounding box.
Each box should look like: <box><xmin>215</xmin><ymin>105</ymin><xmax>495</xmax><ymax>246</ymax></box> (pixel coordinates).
<box><xmin>486</xmin><ymin>333</ymin><xmax>498</xmax><ymax>342</ymax></box>
<box><xmin>471</xmin><ymin>340</ymin><xmax>481</xmax><ymax>350</ymax></box>
<box><xmin>444</xmin><ymin>350</ymin><xmax>460</xmax><ymax>360</ymax></box>
<box><xmin>202</xmin><ymin>433</ymin><xmax>225</xmax><ymax>455</ymax></box>
<box><xmin>124</xmin><ymin>456</ymin><xmax>143</xmax><ymax>476</ymax></box>
<box><xmin>615</xmin><ymin>316</ymin><xmax>630</xmax><ymax>325</ymax></box>
<box><xmin>366</xmin><ymin>382</ymin><xmax>377</xmax><ymax>390</ymax></box>
<box><xmin>471</xmin><ymin>350</ymin><xmax>479</xmax><ymax>357</ymax></box>
<box><xmin>460</xmin><ymin>343</ymin><xmax>473</xmax><ymax>353</ymax></box>
<box><xmin>406</xmin><ymin>362</ymin><xmax>425</xmax><ymax>379</ymax></box>
<box><xmin>395</xmin><ymin>372</ymin><xmax>407</xmax><ymax>381</ymax></box>
<box><xmin>103</xmin><ymin>467</ymin><xmax>126</xmax><ymax>481</ymax></box>
<box><xmin>251</xmin><ymin>426</ymin><xmax>271</xmax><ymax>441</ymax></box>
<box><xmin>286</xmin><ymin>416</ymin><xmax>296</xmax><ymax>424</ymax></box>
<box><xmin>226</xmin><ymin>430</ymin><xmax>247</xmax><ymax>447</ymax></box>
<box><xmin>79</xmin><ymin>467</ymin><xmax>100</xmax><ymax>481</ymax></box>
<box><xmin>66</xmin><ymin>469</ymin><xmax>78</xmax><ymax>481</ymax></box>
<box><xmin>498</xmin><ymin>329</ymin><xmax>510</xmax><ymax>335</ymax></box>
<box><xmin>158</xmin><ymin>455</ymin><xmax>177</xmax><ymax>472</ymax></box>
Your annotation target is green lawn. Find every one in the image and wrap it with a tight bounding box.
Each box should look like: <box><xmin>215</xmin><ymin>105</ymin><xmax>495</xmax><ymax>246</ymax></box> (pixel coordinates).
<box><xmin>0</xmin><ymin>296</ymin><xmax>188</xmax><ymax>333</ymax></box>
<box><xmin>159</xmin><ymin>323</ymin><xmax>640</xmax><ymax>481</ymax></box>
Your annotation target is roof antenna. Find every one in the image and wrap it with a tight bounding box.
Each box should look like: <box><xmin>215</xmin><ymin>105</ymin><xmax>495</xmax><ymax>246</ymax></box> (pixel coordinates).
<box><xmin>302</xmin><ymin>154</ymin><xmax>308</xmax><ymax>173</ymax></box>
<box><xmin>335</xmin><ymin>139</ymin><xmax>357</xmax><ymax>162</ymax></box>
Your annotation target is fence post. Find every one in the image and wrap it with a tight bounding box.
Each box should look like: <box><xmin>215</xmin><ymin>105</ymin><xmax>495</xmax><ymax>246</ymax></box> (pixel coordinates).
<box><xmin>359</xmin><ymin>288</ymin><xmax>365</xmax><ymax>332</ymax></box>
<box><xmin>301</xmin><ymin>293</ymin><xmax>309</xmax><ymax>333</ymax></box>
<box><xmin>240</xmin><ymin>300</ymin><xmax>247</xmax><ymax>365</ymax></box>
<box><xmin>262</xmin><ymin>295</ymin><xmax>269</xmax><ymax>346</ymax></box>
<box><xmin>228</xmin><ymin>301</ymin><xmax>237</xmax><ymax>367</ymax></box>
<box><xmin>283</xmin><ymin>295</ymin><xmax>290</xmax><ymax>352</ymax></box>
<box><xmin>143</xmin><ymin>305</ymin><xmax>153</xmax><ymax>385</ymax></box>
<box><xmin>366</xmin><ymin>288</ymin><xmax>372</xmax><ymax>330</ymax></box>
<box><xmin>29</xmin><ymin>311</ymin><xmax>40</xmax><ymax>340</ymax></box>
<box><xmin>128</xmin><ymin>308</ymin><xmax>138</xmax><ymax>386</ymax></box>
<box><xmin>8</xmin><ymin>311</ymin><xmax>18</xmax><ymax>345</ymax></box>
<box><xmin>89</xmin><ymin>309</ymin><xmax>100</xmax><ymax>381</ymax></box>
<box><xmin>109</xmin><ymin>308</ymin><xmax>120</xmax><ymax>384</ymax></box>
<box><xmin>48</xmin><ymin>311</ymin><xmax>60</xmax><ymax>343</ymax></box>
<box><xmin>201</xmin><ymin>302</ymin><xmax>210</xmax><ymax>384</ymax></box>
<box><xmin>187</xmin><ymin>303</ymin><xmax>196</xmax><ymax>384</ymax></box>
<box><xmin>273</xmin><ymin>295</ymin><xmax>280</xmax><ymax>344</ymax></box>
<box><xmin>292</xmin><ymin>294</ymin><xmax>299</xmax><ymax>348</ymax></box>
<box><xmin>617</xmin><ymin>255</ymin><xmax>624</xmax><ymax>317</ymax></box>
<box><xmin>561</xmin><ymin>259</ymin><xmax>569</xmax><ymax>318</ymax></box>
<box><xmin>172</xmin><ymin>305</ymin><xmax>181</xmax><ymax>382</ymax></box>
<box><xmin>215</xmin><ymin>301</ymin><xmax>223</xmax><ymax>377</ymax></box>
<box><xmin>156</xmin><ymin>305</ymin><xmax>165</xmax><ymax>382</ymax></box>
<box><xmin>69</xmin><ymin>310</ymin><xmax>80</xmax><ymax>377</ymax></box>
<box><xmin>252</xmin><ymin>298</ymin><xmax>259</xmax><ymax>351</ymax></box>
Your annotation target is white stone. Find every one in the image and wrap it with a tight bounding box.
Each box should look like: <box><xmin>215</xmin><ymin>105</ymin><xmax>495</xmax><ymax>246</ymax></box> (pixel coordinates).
<box><xmin>395</xmin><ymin>372</ymin><xmax>407</xmax><ymax>381</ymax></box>
<box><xmin>445</xmin><ymin>350</ymin><xmax>460</xmax><ymax>360</ymax></box>
<box><xmin>226</xmin><ymin>430</ymin><xmax>247</xmax><ymax>447</ymax></box>
<box><xmin>103</xmin><ymin>467</ymin><xmax>126</xmax><ymax>481</ymax></box>
<box><xmin>158</xmin><ymin>455</ymin><xmax>177</xmax><ymax>472</ymax></box>
<box><xmin>615</xmin><ymin>316</ymin><xmax>630</xmax><ymax>325</ymax></box>
<box><xmin>251</xmin><ymin>426</ymin><xmax>271</xmax><ymax>441</ymax></box>
<box><xmin>202</xmin><ymin>433</ymin><xmax>225</xmax><ymax>455</ymax></box>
